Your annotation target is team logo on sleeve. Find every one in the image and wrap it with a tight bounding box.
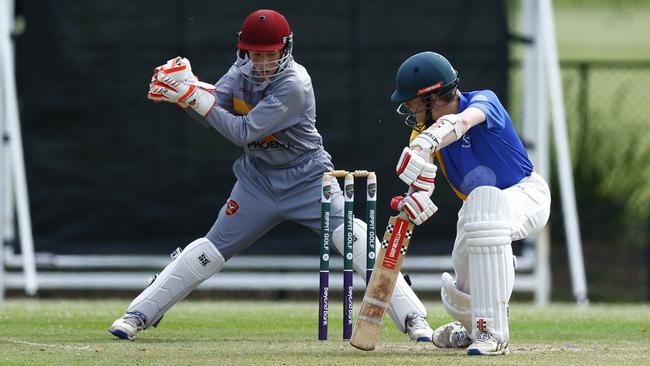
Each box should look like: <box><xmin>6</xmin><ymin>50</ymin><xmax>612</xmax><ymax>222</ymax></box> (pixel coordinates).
<box><xmin>461</xmin><ymin>135</ymin><xmax>472</xmax><ymax>148</ymax></box>
<box><xmin>473</xmin><ymin>94</ymin><xmax>489</xmax><ymax>102</ymax></box>
<box><xmin>225</xmin><ymin>199</ymin><xmax>240</xmax><ymax>216</ymax></box>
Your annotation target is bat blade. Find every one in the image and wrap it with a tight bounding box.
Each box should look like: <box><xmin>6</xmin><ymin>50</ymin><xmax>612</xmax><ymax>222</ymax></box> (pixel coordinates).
<box><xmin>350</xmin><ymin>211</ymin><xmax>415</xmax><ymax>351</ymax></box>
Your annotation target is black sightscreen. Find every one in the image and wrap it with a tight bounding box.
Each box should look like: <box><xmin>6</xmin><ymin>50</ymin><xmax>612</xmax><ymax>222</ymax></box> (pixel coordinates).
<box><xmin>16</xmin><ymin>0</ymin><xmax>509</xmax><ymax>255</ymax></box>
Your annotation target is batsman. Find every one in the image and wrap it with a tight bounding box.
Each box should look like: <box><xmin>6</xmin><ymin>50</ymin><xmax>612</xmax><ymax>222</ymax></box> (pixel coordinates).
<box><xmin>388</xmin><ymin>52</ymin><xmax>551</xmax><ymax>355</ymax></box>
<box><xmin>108</xmin><ymin>9</ymin><xmax>434</xmax><ymax>343</ymax></box>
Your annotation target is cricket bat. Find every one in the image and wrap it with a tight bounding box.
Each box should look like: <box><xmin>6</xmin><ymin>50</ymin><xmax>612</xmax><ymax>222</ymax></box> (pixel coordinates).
<box><xmin>350</xmin><ymin>209</ymin><xmax>415</xmax><ymax>351</ymax></box>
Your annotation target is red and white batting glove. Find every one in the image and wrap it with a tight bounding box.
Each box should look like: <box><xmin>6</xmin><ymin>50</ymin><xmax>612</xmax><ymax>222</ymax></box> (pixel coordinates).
<box><xmin>412</xmin><ymin>162</ymin><xmax>437</xmax><ymax>195</ymax></box>
<box><xmin>148</xmin><ymin>70</ymin><xmax>216</xmax><ymax>116</ymax></box>
<box><xmin>400</xmin><ymin>191</ymin><xmax>438</xmax><ymax>225</ymax></box>
<box><xmin>396</xmin><ymin>147</ymin><xmax>426</xmax><ymax>186</ymax></box>
<box><xmin>396</xmin><ymin>147</ymin><xmax>437</xmax><ymax>193</ymax></box>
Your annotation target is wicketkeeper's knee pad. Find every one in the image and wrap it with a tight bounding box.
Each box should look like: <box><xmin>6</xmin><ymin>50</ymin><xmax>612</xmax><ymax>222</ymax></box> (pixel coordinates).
<box><xmin>440</xmin><ymin>272</ymin><xmax>472</xmax><ymax>332</ymax></box>
<box><xmin>332</xmin><ymin>218</ymin><xmax>427</xmax><ymax>333</ymax></box>
<box><xmin>332</xmin><ymin>218</ymin><xmax>374</xmax><ymax>276</ymax></box>
<box><xmin>387</xmin><ymin>272</ymin><xmax>428</xmax><ymax>333</ymax></box>
<box><xmin>127</xmin><ymin>237</ymin><xmax>225</xmax><ymax>328</ymax></box>
<box><xmin>464</xmin><ymin>186</ymin><xmax>514</xmax><ymax>343</ymax></box>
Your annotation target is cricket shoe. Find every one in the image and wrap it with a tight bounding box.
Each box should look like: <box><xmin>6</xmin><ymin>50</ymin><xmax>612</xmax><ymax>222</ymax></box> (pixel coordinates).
<box><xmin>405</xmin><ymin>313</ymin><xmax>433</xmax><ymax>342</ymax></box>
<box><xmin>467</xmin><ymin>330</ymin><xmax>509</xmax><ymax>356</ymax></box>
<box><xmin>432</xmin><ymin>321</ymin><xmax>472</xmax><ymax>348</ymax></box>
<box><xmin>109</xmin><ymin>312</ymin><xmax>146</xmax><ymax>341</ymax></box>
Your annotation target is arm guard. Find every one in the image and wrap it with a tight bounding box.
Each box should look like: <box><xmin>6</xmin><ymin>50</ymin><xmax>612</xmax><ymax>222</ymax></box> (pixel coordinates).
<box><xmin>410</xmin><ymin>114</ymin><xmax>463</xmax><ymax>152</ymax></box>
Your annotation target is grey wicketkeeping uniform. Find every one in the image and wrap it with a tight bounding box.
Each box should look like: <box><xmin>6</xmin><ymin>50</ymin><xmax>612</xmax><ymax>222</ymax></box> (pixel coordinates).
<box><xmin>200</xmin><ymin>60</ymin><xmax>343</xmax><ymax>260</ymax></box>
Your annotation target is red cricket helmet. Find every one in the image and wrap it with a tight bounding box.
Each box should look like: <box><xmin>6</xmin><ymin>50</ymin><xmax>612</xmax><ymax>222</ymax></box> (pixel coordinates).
<box><xmin>235</xmin><ymin>9</ymin><xmax>294</xmax><ymax>84</ymax></box>
<box><xmin>237</xmin><ymin>9</ymin><xmax>292</xmax><ymax>52</ymax></box>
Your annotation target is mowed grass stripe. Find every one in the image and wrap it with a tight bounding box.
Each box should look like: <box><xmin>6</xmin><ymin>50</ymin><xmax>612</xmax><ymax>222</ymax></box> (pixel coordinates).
<box><xmin>1</xmin><ymin>300</ymin><xmax>648</xmax><ymax>365</ymax></box>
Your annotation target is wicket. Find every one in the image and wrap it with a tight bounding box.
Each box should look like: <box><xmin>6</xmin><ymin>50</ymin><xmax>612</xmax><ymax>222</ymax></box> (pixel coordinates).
<box><xmin>319</xmin><ymin>170</ymin><xmax>377</xmax><ymax>341</ymax></box>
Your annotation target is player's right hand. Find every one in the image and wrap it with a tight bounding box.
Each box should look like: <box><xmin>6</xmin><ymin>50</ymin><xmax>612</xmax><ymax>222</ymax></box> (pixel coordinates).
<box><xmin>151</xmin><ymin>56</ymin><xmax>216</xmax><ymax>91</ymax></box>
<box><xmin>412</xmin><ymin>162</ymin><xmax>436</xmax><ymax>194</ymax></box>
<box><xmin>148</xmin><ymin>70</ymin><xmax>216</xmax><ymax>116</ymax></box>
<box><xmin>396</xmin><ymin>147</ymin><xmax>437</xmax><ymax>193</ymax></box>
<box><xmin>400</xmin><ymin>191</ymin><xmax>438</xmax><ymax>225</ymax></box>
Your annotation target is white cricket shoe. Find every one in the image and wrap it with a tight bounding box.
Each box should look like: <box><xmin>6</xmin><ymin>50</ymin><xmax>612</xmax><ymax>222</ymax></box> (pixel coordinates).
<box><xmin>405</xmin><ymin>313</ymin><xmax>433</xmax><ymax>342</ymax></box>
<box><xmin>108</xmin><ymin>312</ymin><xmax>146</xmax><ymax>341</ymax></box>
<box><xmin>467</xmin><ymin>330</ymin><xmax>510</xmax><ymax>356</ymax></box>
<box><xmin>432</xmin><ymin>321</ymin><xmax>472</xmax><ymax>348</ymax></box>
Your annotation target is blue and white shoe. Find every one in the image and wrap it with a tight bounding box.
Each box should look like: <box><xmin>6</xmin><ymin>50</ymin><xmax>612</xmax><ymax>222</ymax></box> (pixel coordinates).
<box><xmin>406</xmin><ymin>313</ymin><xmax>433</xmax><ymax>342</ymax></box>
<box><xmin>109</xmin><ymin>312</ymin><xmax>146</xmax><ymax>341</ymax></box>
<box><xmin>467</xmin><ymin>330</ymin><xmax>509</xmax><ymax>356</ymax></box>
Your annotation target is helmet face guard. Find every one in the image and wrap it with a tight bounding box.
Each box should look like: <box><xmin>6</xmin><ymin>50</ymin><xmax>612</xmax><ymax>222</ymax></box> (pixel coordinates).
<box><xmin>395</xmin><ymin>79</ymin><xmax>459</xmax><ymax>129</ymax></box>
<box><xmin>235</xmin><ymin>10</ymin><xmax>294</xmax><ymax>84</ymax></box>
<box><xmin>235</xmin><ymin>35</ymin><xmax>293</xmax><ymax>84</ymax></box>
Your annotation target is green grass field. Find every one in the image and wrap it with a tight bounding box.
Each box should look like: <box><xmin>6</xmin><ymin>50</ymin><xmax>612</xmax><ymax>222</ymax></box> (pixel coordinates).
<box><xmin>1</xmin><ymin>299</ymin><xmax>649</xmax><ymax>365</ymax></box>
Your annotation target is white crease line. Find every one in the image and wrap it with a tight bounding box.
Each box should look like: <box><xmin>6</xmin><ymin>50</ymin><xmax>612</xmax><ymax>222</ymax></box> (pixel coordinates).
<box><xmin>2</xmin><ymin>338</ymin><xmax>91</xmax><ymax>350</ymax></box>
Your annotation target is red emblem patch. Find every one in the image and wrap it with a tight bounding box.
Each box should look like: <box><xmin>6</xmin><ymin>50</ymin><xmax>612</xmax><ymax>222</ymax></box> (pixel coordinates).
<box><xmin>477</xmin><ymin>318</ymin><xmax>486</xmax><ymax>332</ymax></box>
<box><xmin>225</xmin><ymin>199</ymin><xmax>240</xmax><ymax>216</ymax></box>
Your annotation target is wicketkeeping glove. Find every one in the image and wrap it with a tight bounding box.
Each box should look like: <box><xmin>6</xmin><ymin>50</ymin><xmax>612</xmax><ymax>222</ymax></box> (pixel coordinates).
<box><xmin>148</xmin><ymin>70</ymin><xmax>216</xmax><ymax>116</ymax></box>
<box><xmin>151</xmin><ymin>56</ymin><xmax>215</xmax><ymax>91</ymax></box>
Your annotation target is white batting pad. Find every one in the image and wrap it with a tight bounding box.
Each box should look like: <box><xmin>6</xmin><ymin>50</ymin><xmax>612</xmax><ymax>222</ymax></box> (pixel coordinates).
<box><xmin>127</xmin><ymin>237</ymin><xmax>225</xmax><ymax>328</ymax></box>
<box><xmin>464</xmin><ymin>186</ymin><xmax>514</xmax><ymax>343</ymax></box>
<box><xmin>440</xmin><ymin>272</ymin><xmax>472</xmax><ymax>332</ymax></box>
<box><xmin>332</xmin><ymin>218</ymin><xmax>427</xmax><ymax>333</ymax></box>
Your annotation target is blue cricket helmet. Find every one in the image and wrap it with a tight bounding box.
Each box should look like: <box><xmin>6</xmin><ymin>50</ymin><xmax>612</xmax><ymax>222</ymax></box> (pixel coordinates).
<box><xmin>391</xmin><ymin>51</ymin><xmax>459</xmax><ymax>103</ymax></box>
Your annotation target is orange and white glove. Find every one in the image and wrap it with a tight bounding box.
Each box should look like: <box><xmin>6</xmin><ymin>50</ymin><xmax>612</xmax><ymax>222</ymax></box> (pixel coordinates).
<box><xmin>148</xmin><ymin>70</ymin><xmax>216</xmax><ymax>116</ymax></box>
<box><xmin>150</xmin><ymin>56</ymin><xmax>215</xmax><ymax>91</ymax></box>
<box><xmin>392</xmin><ymin>191</ymin><xmax>438</xmax><ymax>225</ymax></box>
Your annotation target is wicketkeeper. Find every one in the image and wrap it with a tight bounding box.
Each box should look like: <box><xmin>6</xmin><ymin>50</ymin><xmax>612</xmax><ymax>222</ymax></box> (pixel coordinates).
<box><xmin>109</xmin><ymin>9</ymin><xmax>434</xmax><ymax>342</ymax></box>
<box><xmin>390</xmin><ymin>51</ymin><xmax>551</xmax><ymax>355</ymax></box>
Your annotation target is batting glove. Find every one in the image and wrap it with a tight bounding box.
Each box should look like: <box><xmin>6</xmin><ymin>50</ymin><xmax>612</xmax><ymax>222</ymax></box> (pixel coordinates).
<box><xmin>400</xmin><ymin>191</ymin><xmax>438</xmax><ymax>225</ymax></box>
<box><xmin>410</xmin><ymin>129</ymin><xmax>440</xmax><ymax>153</ymax></box>
<box><xmin>396</xmin><ymin>147</ymin><xmax>425</xmax><ymax>186</ymax></box>
<box><xmin>148</xmin><ymin>70</ymin><xmax>216</xmax><ymax>116</ymax></box>
<box><xmin>396</xmin><ymin>147</ymin><xmax>437</xmax><ymax>192</ymax></box>
<box><xmin>412</xmin><ymin>162</ymin><xmax>437</xmax><ymax>195</ymax></box>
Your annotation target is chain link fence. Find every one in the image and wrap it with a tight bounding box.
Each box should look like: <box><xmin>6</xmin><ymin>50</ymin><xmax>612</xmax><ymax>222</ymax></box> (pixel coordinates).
<box><xmin>509</xmin><ymin>60</ymin><xmax>650</xmax><ymax>300</ymax></box>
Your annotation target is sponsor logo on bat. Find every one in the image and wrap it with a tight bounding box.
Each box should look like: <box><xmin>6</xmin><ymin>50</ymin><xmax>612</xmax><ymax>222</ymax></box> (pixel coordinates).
<box><xmin>382</xmin><ymin>218</ymin><xmax>409</xmax><ymax>270</ymax></box>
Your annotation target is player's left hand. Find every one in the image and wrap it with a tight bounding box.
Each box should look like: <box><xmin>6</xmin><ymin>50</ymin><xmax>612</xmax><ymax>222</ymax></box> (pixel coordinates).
<box><xmin>392</xmin><ymin>191</ymin><xmax>437</xmax><ymax>225</ymax></box>
<box><xmin>151</xmin><ymin>56</ymin><xmax>216</xmax><ymax>91</ymax></box>
<box><xmin>148</xmin><ymin>70</ymin><xmax>216</xmax><ymax>116</ymax></box>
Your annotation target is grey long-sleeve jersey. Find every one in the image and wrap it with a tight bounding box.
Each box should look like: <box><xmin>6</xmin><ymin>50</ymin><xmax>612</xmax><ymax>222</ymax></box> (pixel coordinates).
<box><xmin>202</xmin><ymin>60</ymin><xmax>325</xmax><ymax>168</ymax></box>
